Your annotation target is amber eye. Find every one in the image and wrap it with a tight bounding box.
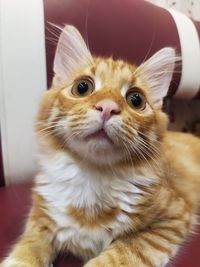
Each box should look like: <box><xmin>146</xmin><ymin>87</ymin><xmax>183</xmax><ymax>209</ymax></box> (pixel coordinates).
<box><xmin>71</xmin><ymin>78</ymin><xmax>94</xmax><ymax>97</ymax></box>
<box><xmin>126</xmin><ymin>90</ymin><xmax>146</xmax><ymax>110</ymax></box>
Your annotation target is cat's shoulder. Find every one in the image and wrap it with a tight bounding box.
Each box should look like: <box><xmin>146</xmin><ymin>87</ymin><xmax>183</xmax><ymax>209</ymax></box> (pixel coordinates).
<box><xmin>163</xmin><ymin>130</ymin><xmax>200</xmax><ymax>158</ymax></box>
<box><xmin>164</xmin><ymin>130</ymin><xmax>200</xmax><ymax>144</ymax></box>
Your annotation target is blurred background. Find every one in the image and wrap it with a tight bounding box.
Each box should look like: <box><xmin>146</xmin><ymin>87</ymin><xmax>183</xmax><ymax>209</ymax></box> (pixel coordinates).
<box><xmin>147</xmin><ymin>0</ymin><xmax>200</xmax><ymax>135</ymax></box>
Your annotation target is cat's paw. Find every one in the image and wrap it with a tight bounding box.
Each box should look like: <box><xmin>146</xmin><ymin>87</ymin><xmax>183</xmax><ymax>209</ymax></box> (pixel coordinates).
<box><xmin>0</xmin><ymin>258</ymin><xmax>49</xmax><ymax>267</ymax></box>
<box><xmin>1</xmin><ymin>257</ymin><xmax>53</xmax><ymax>267</ymax></box>
<box><xmin>0</xmin><ymin>258</ymin><xmax>31</xmax><ymax>267</ymax></box>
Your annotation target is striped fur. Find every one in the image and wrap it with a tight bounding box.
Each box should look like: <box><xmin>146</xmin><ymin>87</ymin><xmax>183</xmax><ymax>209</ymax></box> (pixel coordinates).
<box><xmin>1</xmin><ymin>26</ymin><xmax>200</xmax><ymax>267</ymax></box>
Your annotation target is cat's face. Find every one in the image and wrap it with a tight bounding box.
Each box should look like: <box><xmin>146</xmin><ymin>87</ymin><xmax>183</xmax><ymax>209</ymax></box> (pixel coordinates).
<box><xmin>37</xmin><ymin>25</ymin><xmax>176</xmax><ymax>167</ymax></box>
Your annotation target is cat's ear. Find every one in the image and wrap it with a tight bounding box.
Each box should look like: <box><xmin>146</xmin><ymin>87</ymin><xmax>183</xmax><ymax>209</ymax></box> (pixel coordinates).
<box><xmin>53</xmin><ymin>25</ymin><xmax>93</xmax><ymax>87</ymax></box>
<box><xmin>136</xmin><ymin>48</ymin><xmax>177</xmax><ymax>108</ymax></box>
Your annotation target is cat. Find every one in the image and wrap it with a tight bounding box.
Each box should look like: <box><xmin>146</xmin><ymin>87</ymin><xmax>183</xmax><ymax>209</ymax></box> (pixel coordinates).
<box><xmin>1</xmin><ymin>24</ymin><xmax>200</xmax><ymax>267</ymax></box>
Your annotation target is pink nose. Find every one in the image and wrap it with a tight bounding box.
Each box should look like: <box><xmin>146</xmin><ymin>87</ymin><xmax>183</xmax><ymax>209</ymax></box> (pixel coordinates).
<box><xmin>95</xmin><ymin>99</ymin><xmax>120</xmax><ymax>121</ymax></box>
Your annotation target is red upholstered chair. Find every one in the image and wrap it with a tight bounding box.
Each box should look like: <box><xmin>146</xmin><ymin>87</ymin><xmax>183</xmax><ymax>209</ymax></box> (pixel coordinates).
<box><xmin>1</xmin><ymin>1</ymin><xmax>200</xmax><ymax>266</ymax></box>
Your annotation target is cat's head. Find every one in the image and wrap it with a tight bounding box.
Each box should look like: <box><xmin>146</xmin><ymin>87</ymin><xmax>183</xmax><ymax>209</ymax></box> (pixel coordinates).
<box><xmin>37</xmin><ymin>25</ymin><xmax>177</xmax><ymax>167</ymax></box>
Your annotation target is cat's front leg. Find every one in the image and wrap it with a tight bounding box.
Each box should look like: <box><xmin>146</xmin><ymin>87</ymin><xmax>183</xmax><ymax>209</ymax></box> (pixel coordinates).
<box><xmin>1</xmin><ymin>260</ymin><xmax>53</xmax><ymax>267</ymax></box>
<box><xmin>84</xmin><ymin>228</ymin><xmax>185</xmax><ymax>267</ymax></box>
<box><xmin>1</xmin><ymin>235</ymin><xmax>54</xmax><ymax>267</ymax></box>
<box><xmin>1</xmin><ymin>208</ymin><xmax>56</xmax><ymax>267</ymax></box>
<box><xmin>84</xmin><ymin>197</ymin><xmax>195</xmax><ymax>267</ymax></box>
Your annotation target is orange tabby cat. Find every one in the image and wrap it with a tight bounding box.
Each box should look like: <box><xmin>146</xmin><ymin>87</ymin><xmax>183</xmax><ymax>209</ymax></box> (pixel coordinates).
<box><xmin>1</xmin><ymin>25</ymin><xmax>200</xmax><ymax>267</ymax></box>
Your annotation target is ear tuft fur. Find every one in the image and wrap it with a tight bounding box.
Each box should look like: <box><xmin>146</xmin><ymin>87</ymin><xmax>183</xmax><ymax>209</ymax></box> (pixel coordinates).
<box><xmin>136</xmin><ymin>48</ymin><xmax>180</xmax><ymax>108</ymax></box>
<box><xmin>53</xmin><ymin>25</ymin><xmax>93</xmax><ymax>87</ymax></box>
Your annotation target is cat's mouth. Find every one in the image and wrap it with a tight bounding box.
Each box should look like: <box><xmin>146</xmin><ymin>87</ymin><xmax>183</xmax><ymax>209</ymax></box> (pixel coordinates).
<box><xmin>85</xmin><ymin>128</ymin><xmax>113</xmax><ymax>143</ymax></box>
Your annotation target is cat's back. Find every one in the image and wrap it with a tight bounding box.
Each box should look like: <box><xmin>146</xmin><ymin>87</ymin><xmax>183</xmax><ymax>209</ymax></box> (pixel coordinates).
<box><xmin>163</xmin><ymin>131</ymin><xmax>200</xmax><ymax>206</ymax></box>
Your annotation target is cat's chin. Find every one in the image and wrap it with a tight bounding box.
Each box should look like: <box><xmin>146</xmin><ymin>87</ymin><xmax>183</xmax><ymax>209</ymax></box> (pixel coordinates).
<box><xmin>85</xmin><ymin>129</ymin><xmax>113</xmax><ymax>144</ymax></box>
<box><xmin>66</xmin><ymin>135</ymin><xmax>124</xmax><ymax>166</ymax></box>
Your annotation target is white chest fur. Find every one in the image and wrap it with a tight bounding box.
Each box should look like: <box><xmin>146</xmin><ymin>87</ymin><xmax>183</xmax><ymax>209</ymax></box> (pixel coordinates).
<box><xmin>35</xmin><ymin>152</ymin><xmax>157</xmax><ymax>257</ymax></box>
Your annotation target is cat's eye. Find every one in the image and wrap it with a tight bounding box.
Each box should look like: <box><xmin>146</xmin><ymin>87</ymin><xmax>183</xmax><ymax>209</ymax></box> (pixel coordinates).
<box><xmin>126</xmin><ymin>90</ymin><xmax>146</xmax><ymax>110</ymax></box>
<box><xmin>71</xmin><ymin>78</ymin><xmax>94</xmax><ymax>97</ymax></box>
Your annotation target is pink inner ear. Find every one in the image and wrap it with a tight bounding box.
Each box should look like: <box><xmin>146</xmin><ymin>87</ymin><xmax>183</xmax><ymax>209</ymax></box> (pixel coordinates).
<box><xmin>53</xmin><ymin>25</ymin><xmax>93</xmax><ymax>87</ymax></box>
<box><xmin>137</xmin><ymin>48</ymin><xmax>177</xmax><ymax>108</ymax></box>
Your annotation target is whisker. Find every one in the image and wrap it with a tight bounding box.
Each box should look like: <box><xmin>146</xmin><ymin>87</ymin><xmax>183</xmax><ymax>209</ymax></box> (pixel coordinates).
<box><xmin>61</xmin><ymin>131</ymin><xmax>82</xmax><ymax>149</ymax></box>
<box><xmin>135</xmin><ymin>24</ymin><xmax>157</xmax><ymax>68</ymax></box>
<box><xmin>121</xmin><ymin>139</ymin><xmax>134</xmax><ymax>166</ymax></box>
<box><xmin>136</xmin><ymin>134</ymin><xmax>161</xmax><ymax>156</ymax></box>
<box><xmin>136</xmin><ymin>142</ymin><xmax>161</xmax><ymax>171</ymax></box>
<box><xmin>37</xmin><ymin>123</ymin><xmax>60</xmax><ymax>134</ymax></box>
<box><xmin>84</xmin><ymin>0</ymin><xmax>91</xmax><ymax>52</ymax></box>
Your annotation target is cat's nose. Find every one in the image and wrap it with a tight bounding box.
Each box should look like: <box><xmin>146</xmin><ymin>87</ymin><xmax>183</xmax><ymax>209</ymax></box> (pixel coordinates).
<box><xmin>95</xmin><ymin>99</ymin><xmax>120</xmax><ymax>121</ymax></box>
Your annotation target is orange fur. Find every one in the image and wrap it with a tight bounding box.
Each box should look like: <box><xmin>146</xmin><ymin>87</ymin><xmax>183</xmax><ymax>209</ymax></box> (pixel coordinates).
<box><xmin>1</xmin><ymin>26</ymin><xmax>200</xmax><ymax>267</ymax></box>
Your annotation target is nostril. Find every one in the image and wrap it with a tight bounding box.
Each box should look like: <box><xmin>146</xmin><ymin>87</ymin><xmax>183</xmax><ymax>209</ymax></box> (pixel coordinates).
<box><xmin>110</xmin><ymin>109</ymin><xmax>120</xmax><ymax>115</ymax></box>
<box><xmin>95</xmin><ymin>105</ymin><xmax>103</xmax><ymax>112</ymax></box>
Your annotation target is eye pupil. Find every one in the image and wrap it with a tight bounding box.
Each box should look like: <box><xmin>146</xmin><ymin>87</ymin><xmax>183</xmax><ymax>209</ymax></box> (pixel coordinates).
<box><xmin>126</xmin><ymin>89</ymin><xmax>146</xmax><ymax>110</ymax></box>
<box><xmin>77</xmin><ymin>82</ymin><xmax>89</xmax><ymax>95</ymax></box>
<box><xmin>131</xmin><ymin>94</ymin><xmax>142</xmax><ymax>107</ymax></box>
<box><xmin>72</xmin><ymin>78</ymin><xmax>94</xmax><ymax>97</ymax></box>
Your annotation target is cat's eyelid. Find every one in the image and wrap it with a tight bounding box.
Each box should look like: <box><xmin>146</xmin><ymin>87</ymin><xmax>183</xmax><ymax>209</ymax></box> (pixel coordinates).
<box><xmin>121</xmin><ymin>82</ymin><xmax>143</xmax><ymax>95</ymax></box>
<box><xmin>74</xmin><ymin>75</ymin><xmax>94</xmax><ymax>85</ymax></box>
<box><xmin>121</xmin><ymin>84</ymin><xmax>146</xmax><ymax>99</ymax></box>
<box><xmin>71</xmin><ymin>75</ymin><xmax>95</xmax><ymax>91</ymax></box>
<box><xmin>126</xmin><ymin>86</ymin><xmax>145</xmax><ymax>96</ymax></box>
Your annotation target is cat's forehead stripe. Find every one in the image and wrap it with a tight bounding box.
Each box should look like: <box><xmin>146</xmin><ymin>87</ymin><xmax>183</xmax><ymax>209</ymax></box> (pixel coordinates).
<box><xmin>87</xmin><ymin>58</ymin><xmax>136</xmax><ymax>93</ymax></box>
